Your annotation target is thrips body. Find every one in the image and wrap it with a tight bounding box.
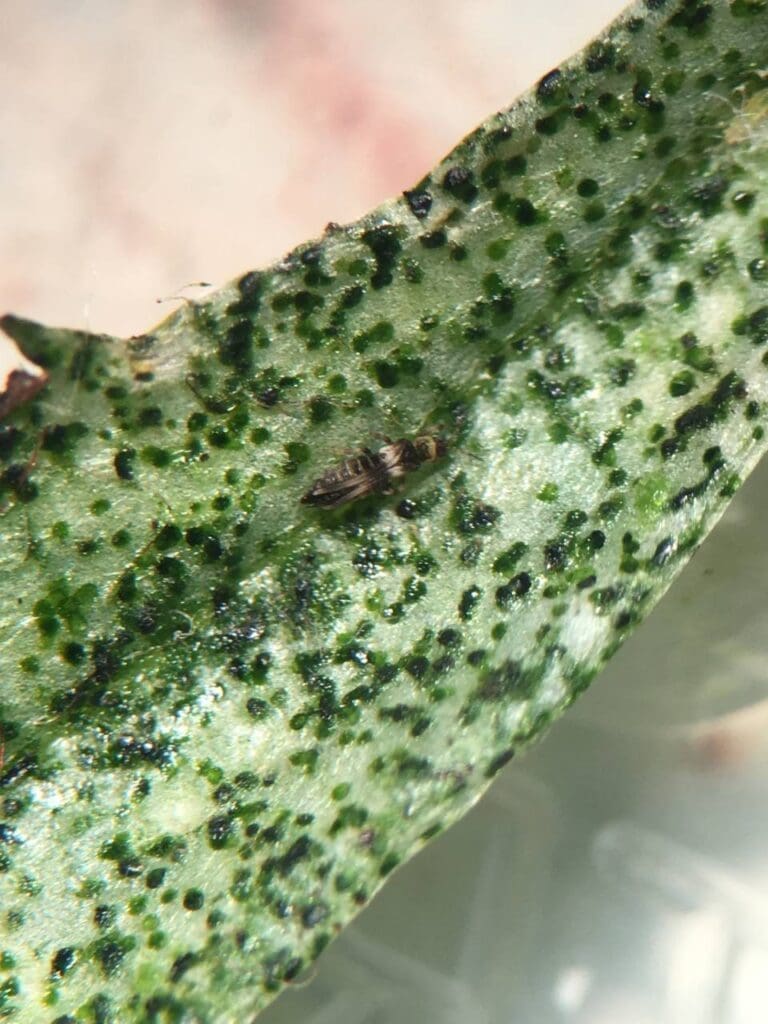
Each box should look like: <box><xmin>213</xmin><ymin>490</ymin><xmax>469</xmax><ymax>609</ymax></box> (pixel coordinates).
<box><xmin>301</xmin><ymin>435</ymin><xmax>447</xmax><ymax>509</ymax></box>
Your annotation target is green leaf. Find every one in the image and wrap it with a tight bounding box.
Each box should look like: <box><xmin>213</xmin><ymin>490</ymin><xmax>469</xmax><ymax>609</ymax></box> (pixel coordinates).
<box><xmin>1</xmin><ymin>1</ymin><xmax>768</xmax><ymax>1020</ymax></box>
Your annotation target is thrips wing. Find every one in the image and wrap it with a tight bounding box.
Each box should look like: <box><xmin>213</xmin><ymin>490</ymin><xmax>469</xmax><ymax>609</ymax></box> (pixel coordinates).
<box><xmin>302</xmin><ymin>475</ymin><xmax>376</xmax><ymax>508</ymax></box>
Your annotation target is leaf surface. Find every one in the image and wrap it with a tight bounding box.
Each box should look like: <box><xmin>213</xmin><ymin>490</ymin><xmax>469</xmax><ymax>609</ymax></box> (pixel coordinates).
<box><xmin>1</xmin><ymin>2</ymin><xmax>767</xmax><ymax>1020</ymax></box>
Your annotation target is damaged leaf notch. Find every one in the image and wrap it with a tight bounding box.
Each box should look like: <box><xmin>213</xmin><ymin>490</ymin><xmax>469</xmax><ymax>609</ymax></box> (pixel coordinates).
<box><xmin>0</xmin><ymin>335</ymin><xmax>47</xmax><ymax>419</ymax></box>
<box><xmin>1</xmin><ymin>1</ymin><xmax>768</xmax><ymax>1022</ymax></box>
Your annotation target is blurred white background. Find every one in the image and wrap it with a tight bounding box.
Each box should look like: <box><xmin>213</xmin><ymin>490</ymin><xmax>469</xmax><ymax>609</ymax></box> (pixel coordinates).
<box><xmin>3</xmin><ymin>2</ymin><xmax>768</xmax><ymax>1021</ymax></box>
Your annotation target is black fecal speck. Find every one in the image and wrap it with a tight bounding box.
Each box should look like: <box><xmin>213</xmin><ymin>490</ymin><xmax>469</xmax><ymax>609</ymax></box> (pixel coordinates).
<box><xmin>585</xmin><ymin>530</ymin><xmax>606</xmax><ymax>551</ymax></box>
<box><xmin>486</xmin><ymin>748</ymin><xmax>515</xmax><ymax>777</ymax></box>
<box><xmin>238</xmin><ymin>271</ymin><xmax>263</xmax><ymax>301</ymax></box>
<box><xmin>91</xmin><ymin>995</ymin><xmax>113</xmax><ymax>1024</ymax></box>
<box><xmin>744</xmin><ymin>307</ymin><xmax>768</xmax><ymax>344</ymax></box>
<box><xmin>142</xmin><ymin>997</ymin><xmax>184</xmax><ymax>1019</ymax></box>
<box><xmin>51</xmin><ymin>947</ymin><xmax>75</xmax><ymax>977</ymax></box>
<box><xmin>652</xmin><ymin>537</ymin><xmax>676</xmax><ymax>566</ymax></box>
<box><xmin>0</xmin><ymin>425</ymin><xmax>21</xmax><ymax>462</ymax></box>
<box><xmin>261</xmin><ymin>823</ymin><xmax>285</xmax><ymax>844</ymax></box>
<box><xmin>301</xmin><ymin>902</ymin><xmax>329</xmax><ymax>928</ymax></box>
<box><xmin>585</xmin><ymin>41</ymin><xmax>615</xmax><ymax>72</ymax></box>
<box><xmin>668</xmin><ymin>1</ymin><xmax>713</xmax><ymax>33</ymax></box>
<box><xmin>145</xmin><ymin>867</ymin><xmax>166</xmax><ymax>890</ymax></box>
<box><xmin>441</xmin><ymin>166</ymin><xmax>478</xmax><ymax>203</ymax></box>
<box><xmin>613</xmin><ymin>607</ymin><xmax>635</xmax><ymax>631</ymax></box>
<box><xmin>670</xmin><ymin>478</ymin><xmax>709</xmax><ymax>510</ymax></box>
<box><xmin>703</xmin><ymin>445</ymin><xmax>725</xmax><ymax>472</ymax></box>
<box><xmin>661</xmin><ymin>437</ymin><xmax>680</xmax><ymax>459</ymax></box>
<box><xmin>633</xmin><ymin>81</ymin><xmax>653</xmax><ymax>106</ymax></box>
<box><xmin>94</xmin><ymin>905</ymin><xmax>115</xmax><ymax>929</ymax></box>
<box><xmin>405</xmin><ymin>656</ymin><xmax>429</xmax><ymax>680</ymax></box>
<box><xmin>118</xmin><ymin>857</ymin><xmax>143</xmax><ymax>878</ymax></box>
<box><xmin>276</xmin><ymin>835</ymin><xmax>313</xmax><ymax>877</ymax></box>
<box><xmin>459</xmin><ymin>586</ymin><xmax>482</xmax><ymax>621</ymax></box>
<box><xmin>590</xmin><ymin>586</ymin><xmax>623</xmax><ymax>612</ymax></box>
<box><xmin>508</xmin><ymin>572</ymin><xmax>532</xmax><ymax>596</ymax></box>
<box><xmin>134</xmin><ymin>608</ymin><xmax>156</xmax><ymax>634</ymax></box>
<box><xmin>0</xmin><ymin>754</ymin><xmax>36</xmax><ymax>788</ymax></box>
<box><xmin>438</xmin><ymin>628</ymin><xmax>461</xmax><ymax>647</ymax></box>
<box><xmin>535</xmin><ymin>113</ymin><xmax>563</xmax><ymax>136</ymax></box>
<box><xmin>283</xmin><ymin>957</ymin><xmax>304</xmax><ymax>982</ymax></box>
<box><xmin>452</xmin><ymin>494</ymin><xmax>501</xmax><ymax>534</ymax></box>
<box><xmin>207</xmin><ymin>814</ymin><xmax>234</xmax><ymax>849</ymax></box>
<box><xmin>420</xmin><ymin>229</ymin><xmax>448</xmax><ymax>249</ymax></box>
<box><xmin>91</xmin><ymin>634</ymin><xmax>130</xmax><ymax>683</ymax></box>
<box><xmin>114</xmin><ymin>448</ymin><xmax>136</xmax><ymax>481</ymax></box>
<box><xmin>96</xmin><ymin>939</ymin><xmax>129</xmax><ymax>977</ymax></box>
<box><xmin>219</xmin><ymin>320</ymin><xmax>253</xmax><ymax>373</ymax></box>
<box><xmin>488</xmin><ymin>125</ymin><xmax>512</xmax><ymax>147</ymax></box>
<box><xmin>544</xmin><ymin>542</ymin><xmax>568</xmax><ymax>572</ymax></box>
<box><xmin>211</xmin><ymin>586</ymin><xmax>233</xmax><ymax>614</ymax></box>
<box><xmin>475</xmin><ymin>659</ymin><xmax>537</xmax><ymax>702</ymax></box>
<box><xmin>0</xmin><ymin>823</ymin><xmax>21</xmax><ymax>844</ymax></box>
<box><xmin>536</xmin><ymin>68</ymin><xmax>563</xmax><ymax>102</ymax></box>
<box><xmin>361</xmin><ymin>224</ymin><xmax>402</xmax><ymax>289</ymax></box>
<box><xmin>340</xmin><ymin>284</ymin><xmax>364</xmax><ymax>310</ymax></box>
<box><xmin>675</xmin><ymin>403</ymin><xmax>712</xmax><ymax>436</ymax></box>
<box><xmin>404</xmin><ymin>188</ymin><xmax>433</xmax><ymax>220</ymax></box>
<box><xmin>622</xmin><ymin>533</ymin><xmax>640</xmax><ymax>555</ymax></box>
<box><xmin>170</xmin><ymin>952</ymin><xmax>201</xmax><ymax>984</ymax></box>
<box><xmin>257</xmin><ymin>387</ymin><xmax>280</xmax><ymax>408</ymax></box>
<box><xmin>299</xmin><ymin>244</ymin><xmax>322</xmax><ymax>266</ymax></box>
<box><xmin>497</xmin><ymin>573</ymin><xmax>532</xmax><ymax>607</ymax></box>
<box><xmin>674</xmin><ymin>371</ymin><xmax>746</xmax><ymax>438</ymax></box>
<box><xmin>689</xmin><ymin>175</ymin><xmax>728</xmax><ymax>218</ymax></box>
<box><xmin>228</xmin><ymin>270</ymin><xmax>263</xmax><ymax>315</ymax></box>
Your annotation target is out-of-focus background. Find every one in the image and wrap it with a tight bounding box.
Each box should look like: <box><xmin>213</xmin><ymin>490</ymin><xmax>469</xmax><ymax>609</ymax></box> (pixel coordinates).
<box><xmin>3</xmin><ymin>2</ymin><xmax>768</xmax><ymax>1022</ymax></box>
<box><xmin>1</xmin><ymin>0</ymin><xmax>623</xmax><ymax>335</ymax></box>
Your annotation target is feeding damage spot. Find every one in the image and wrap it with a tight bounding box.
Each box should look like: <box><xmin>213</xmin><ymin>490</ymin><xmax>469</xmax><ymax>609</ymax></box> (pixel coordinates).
<box><xmin>725</xmin><ymin>81</ymin><xmax>768</xmax><ymax>146</ymax></box>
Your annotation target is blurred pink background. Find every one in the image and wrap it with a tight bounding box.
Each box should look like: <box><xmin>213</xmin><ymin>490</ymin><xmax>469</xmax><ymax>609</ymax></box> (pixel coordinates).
<box><xmin>1</xmin><ymin>0</ymin><xmax>623</xmax><ymax>338</ymax></box>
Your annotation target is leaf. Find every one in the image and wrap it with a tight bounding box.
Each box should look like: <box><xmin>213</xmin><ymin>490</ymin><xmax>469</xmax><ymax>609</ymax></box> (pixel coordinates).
<box><xmin>1</xmin><ymin>1</ymin><xmax>768</xmax><ymax>1020</ymax></box>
